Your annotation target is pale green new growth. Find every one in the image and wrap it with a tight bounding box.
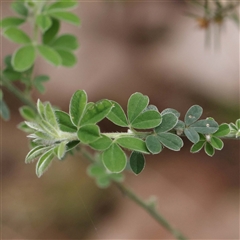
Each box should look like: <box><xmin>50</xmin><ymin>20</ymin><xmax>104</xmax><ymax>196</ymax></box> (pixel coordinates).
<box><xmin>1</xmin><ymin>1</ymin><xmax>239</xmax><ymax>240</ymax></box>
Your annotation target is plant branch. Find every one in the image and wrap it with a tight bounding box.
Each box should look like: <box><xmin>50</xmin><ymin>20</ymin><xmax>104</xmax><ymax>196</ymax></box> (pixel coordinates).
<box><xmin>1</xmin><ymin>75</ymin><xmax>36</xmax><ymax>110</ymax></box>
<box><xmin>80</xmin><ymin>148</ymin><xmax>188</xmax><ymax>240</ymax></box>
<box><xmin>114</xmin><ymin>182</ymin><xmax>188</xmax><ymax>240</ymax></box>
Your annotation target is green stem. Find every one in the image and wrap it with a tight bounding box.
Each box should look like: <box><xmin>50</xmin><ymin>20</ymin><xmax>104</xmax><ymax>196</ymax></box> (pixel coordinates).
<box><xmin>103</xmin><ymin>131</ymin><xmax>151</xmax><ymax>139</ymax></box>
<box><xmin>114</xmin><ymin>182</ymin><xmax>188</xmax><ymax>240</ymax></box>
<box><xmin>1</xmin><ymin>75</ymin><xmax>36</xmax><ymax>110</ymax></box>
<box><xmin>80</xmin><ymin>148</ymin><xmax>188</xmax><ymax>240</ymax></box>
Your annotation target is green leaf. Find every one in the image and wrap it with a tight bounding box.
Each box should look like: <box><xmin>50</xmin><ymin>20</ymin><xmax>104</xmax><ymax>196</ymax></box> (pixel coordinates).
<box><xmin>69</xmin><ymin>90</ymin><xmax>87</xmax><ymax>127</ymax></box>
<box><xmin>19</xmin><ymin>106</ymin><xmax>37</xmax><ymax>121</ymax></box>
<box><xmin>229</xmin><ymin>122</ymin><xmax>238</xmax><ymax>131</ymax></box>
<box><xmin>77</xmin><ymin>124</ymin><xmax>101</xmax><ymax>144</ymax></box>
<box><xmin>11</xmin><ymin>2</ymin><xmax>28</xmax><ymax>17</ymax></box>
<box><xmin>56</xmin><ymin>141</ymin><xmax>67</xmax><ymax>159</ymax></box>
<box><xmin>25</xmin><ymin>145</ymin><xmax>51</xmax><ymax>163</ymax></box>
<box><xmin>102</xmin><ymin>143</ymin><xmax>127</xmax><ymax>173</ymax></box>
<box><xmin>129</xmin><ymin>152</ymin><xmax>145</xmax><ymax>175</ymax></box>
<box><xmin>116</xmin><ymin>137</ymin><xmax>149</xmax><ymax>154</ymax></box>
<box><xmin>0</xmin><ymin>98</ymin><xmax>10</xmax><ymax>120</ymax></box>
<box><xmin>47</xmin><ymin>1</ymin><xmax>78</xmax><ymax>11</ymax></box>
<box><xmin>39</xmin><ymin>119</ymin><xmax>59</xmax><ymax>137</ymax></box>
<box><xmin>0</xmin><ymin>17</ymin><xmax>25</xmax><ymax>28</ymax></box>
<box><xmin>66</xmin><ymin>140</ymin><xmax>80</xmax><ymax>151</ymax></box>
<box><xmin>3</xmin><ymin>27</ymin><xmax>31</xmax><ymax>44</ymax></box>
<box><xmin>184</xmin><ymin>105</ymin><xmax>203</xmax><ymax>126</ymax></box>
<box><xmin>36</xmin><ymin>14</ymin><xmax>52</xmax><ymax>32</ymax></box>
<box><xmin>190</xmin><ymin>140</ymin><xmax>205</xmax><ymax>153</ymax></box>
<box><xmin>210</xmin><ymin>136</ymin><xmax>224</xmax><ymax>150</ymax></box>
<box><xmin>131</xmin><ymin>110</ymin><xmax>161</xmax><ymax>129</ymax></box>
<box><xmin>49</xmin><ymin>12</ymin><xmax>81</xmax><ymax>26</ymax></box>
<box><xmin>236</xmin><ymin>119</ymin><xmax>240</xmax><ymax>129</ymax></box>
<box><xmin>96</xmin><ymin>177</ymin><xmax>111</xmax><ymax>188</ymax></box>
<box><xmin>80</xmin><ymin>100</ymin><xmax>113</xmax><ymax>126</ymax></box>
<box><xmin>184</xmin><ymin>127</ymin><xmax>199</xmax><ymax>143</ymax></box>
<box><xmin>107</xmin><ymin>101</ymin><xmax>128</xmax><ymax>127</ymax></box>
<box><xmin>127</xmin><ymin>92</ymin><xmax>149</xmax><ymax>123</ymax></box>
<box><xmin>3</xmin><ymin>69</ymin><xmax>21</xmax><ymax>81</ymax></box>
<box><xmin>191</xmin><ymin>119</ymin><xmax>219</xmax><ymax>134</ymax></box>
<box><xmin>43</xmin><ymin>18</ymin><xmax>60</xmax><ymax>44</ymax></box>
<box><xmin>36</xmin><ymin>148</ymin><xmax>55</xmax><ymax>177</ymax></box>
<box><xmin>12</xmin><ymin>45</ymin><xmax>36</xmax><ymax>72</ymax></box>
<box><xmin>55</xmin><ymin>49</ymin><xmax>77</xmax><ymax>67</ymax></box>
<box><xmin>204</xmin><ymin>142</ymin><xmax>215</xmax><ymax>157</ymax></box>
<box><xmin>87</xmin><ymin>164</ymin><xmax>106</xmax><ymax>177</ymax></box>
<box><xmin>213</xmin><ymin>123</ymin><xmax>230</xmax><ymax>137</ymax></box>
<box><xmin>37</xmin><ymin>99</ymin><xmax>46</xmax><ymax>120</ymax></box>
<box><xmin>37</xmin><ymin>45</ymin><xmax>61</xmax><ymax>66</ymax></box>
<box><xmin>24</xmin><ymin>121</ymin><xmax>42</xmax><ymax>132</ymax></box>
<box><xmin>44</xmin><ymin>102</ymin><xmax>59</xmax><ymax>130</ymax></box>
<box><xmin>143</xmin><ymin>105</ymin><xmax>158</xmax><ymax>112</ymax></box>
<box><xmin>4</xmin><ymin>55</ymin><xmax>13</xmax><ymax>68</ymax></box>
<box><xmin>146</xmin><ymin>135</ymin><xmax>162</xmax><ymax>154</ymax></box>
<box><xmin>33</xmin><ymin>75</ymin><xmax>50</xmax><ymax>93</ymax></box>
<box><xmin>51</xmin><ymin>34</ymin><xmax>79</xmax><ymax>50</ymax></box>
<box><xmin>89</xmin><ymin>135</ymin><xmax>112</xmax><ymax>151</ymax></box>
<box><xmin>155</xmin><ymin>113</ymin><xmax>177</xmax><ymax>133</ymax></box>
<box><xmin>30</xmin><ymin>131</ymin><xmax>53</xmax><ymax>143</ymax></box>
<box><xmin>161</xmin><ymin>108</ymin><xmax>180</xmax><ymax>118</ymax></box>
<box><xmin>157</xmin><ymin>132</ymin><xmax>183</xmax><ymax>151</ymax></box>
<box><xmin>18</xmin><ymin>122</ymin><xmax>35</xmax><ymax>133</ymax></box>
<box><xmin>55</xmin><ymin>110</ymin><xmax>77</xmax><ymax>133</ymax></box>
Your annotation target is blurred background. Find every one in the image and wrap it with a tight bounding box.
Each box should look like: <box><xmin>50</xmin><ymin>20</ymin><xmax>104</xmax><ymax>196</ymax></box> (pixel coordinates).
<box><xmin>1</xmin><ymin>1</ymin><xmax>239</xmax><ymax>239</ymax></box>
